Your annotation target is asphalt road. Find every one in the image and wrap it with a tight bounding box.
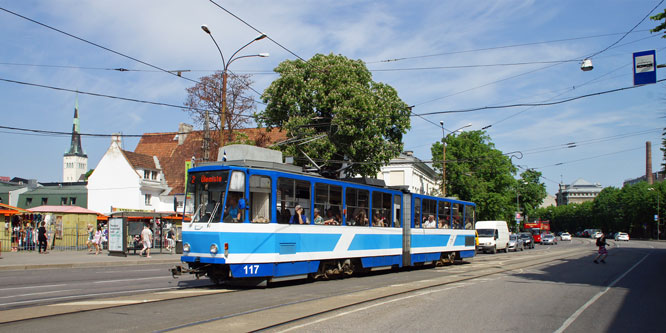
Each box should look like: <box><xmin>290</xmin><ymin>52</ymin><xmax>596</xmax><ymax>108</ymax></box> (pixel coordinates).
<box><xmin>1</xmin><ymin>238</ymin><xmax>663</xmax><ymax>332</ymax></box>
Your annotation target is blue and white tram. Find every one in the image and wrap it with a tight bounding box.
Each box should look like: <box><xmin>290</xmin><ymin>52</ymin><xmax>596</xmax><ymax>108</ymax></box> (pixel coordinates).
<box><xmin>175</xmin><ymin>159</ymin><xmax>477</xmax><ymax>285</ymax></box>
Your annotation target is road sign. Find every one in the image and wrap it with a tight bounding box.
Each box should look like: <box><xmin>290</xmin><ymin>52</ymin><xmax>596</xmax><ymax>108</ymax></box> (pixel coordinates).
<box><xmin>633</xmin><ymin>50</ymin><xmax>656</xmax><ymax>85</ymax></box>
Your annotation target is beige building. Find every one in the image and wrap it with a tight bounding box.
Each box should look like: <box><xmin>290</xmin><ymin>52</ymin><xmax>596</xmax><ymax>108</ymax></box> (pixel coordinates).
<box><xmin>556</xmin><ymin>179</ymin><xmax>603</xmax><ymax>205</ymax></box>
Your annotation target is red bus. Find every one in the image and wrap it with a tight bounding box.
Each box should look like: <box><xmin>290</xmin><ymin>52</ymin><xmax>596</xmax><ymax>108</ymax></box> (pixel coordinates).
<box><xmin>524</xmin><ymin>220</ymin><xmax>550</xmax><ymax>243</ymax></box>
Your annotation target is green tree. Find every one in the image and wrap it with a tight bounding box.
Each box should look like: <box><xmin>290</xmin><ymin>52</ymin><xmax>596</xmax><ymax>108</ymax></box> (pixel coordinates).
<box><xmin>517</xmin><ymin>169</ymin><xmax>548</xmax><ymax>223</ymax></box>
<box><xmin>431</xmin><ymin>130</ymin><xmax>517</xmax><ymax>220</ymax></box>
<box><xmin>651</xmin><ymin>9</ymin><xmax>666</xmax><ymax>37</ymax></box>
<box><xmin>259</xmin><ymin>53</ymin><xmax>411</xmax><ymax>177</ymax></box>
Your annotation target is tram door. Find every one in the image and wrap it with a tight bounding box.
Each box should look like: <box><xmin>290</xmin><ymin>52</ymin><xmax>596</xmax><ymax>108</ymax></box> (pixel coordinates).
<box><xmin>402</xmin><ymin>193</ymin><xmax>412</xmax><ymax>267</ymax></box>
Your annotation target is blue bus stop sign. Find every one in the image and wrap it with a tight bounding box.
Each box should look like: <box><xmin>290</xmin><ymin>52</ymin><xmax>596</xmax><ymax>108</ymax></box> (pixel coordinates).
<box><xmin>633</xmin><ymin>50</ymin><xmax>656</xmax><ymax>85</ymax></box>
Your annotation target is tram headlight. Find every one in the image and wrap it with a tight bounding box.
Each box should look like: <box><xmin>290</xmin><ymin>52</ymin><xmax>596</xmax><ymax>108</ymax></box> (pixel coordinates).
<box><xmin>183</xmin><ymin>242</ymin><xmax>191</xmax><ymax>253</ymax></box>
<box><xmin>210</xmin><ymin>243</ymin><xmax>218</xmax><ymax>254</ymax></box>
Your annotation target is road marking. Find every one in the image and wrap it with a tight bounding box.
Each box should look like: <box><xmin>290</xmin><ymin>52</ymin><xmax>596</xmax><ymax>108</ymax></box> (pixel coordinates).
<box><xmin>93</xmin><ymin>276</ymin><xmax>172</xmax><ymax>284</ymax></box>
<box><xmin>156</xmin><ymin>289</ymin><xmax>232</xmax><ymax>295</ymax></box>
<box><xmin>0</xmin><ymin>289</ymin><xmax>79</xmax><ymax>299</ymax></box>
<box><xmin>50</xmin><ymin>300</ymin><xmax>145</xmax><ymax>306</ymax></box>
<box><xmin>95</xmin><ymin>268</ymin><xmax>165</xmax><ymax>273</ymax></box>
<box><xmin>0</xmin><ymin>284</ymin><xmax>67</xmax><ymax>292</ymax></box>
<box><xmin>0</xmin><ymin>287</ymin><xmax>173</xmax><ymax>307</ymax></box>
<box><xmin>554</xmin><ymin>253</ymin><xmax>650</xmax><ymax>333</ymax></box>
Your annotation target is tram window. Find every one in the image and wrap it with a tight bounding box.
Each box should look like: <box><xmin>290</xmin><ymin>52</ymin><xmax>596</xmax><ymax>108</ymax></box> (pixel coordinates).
<box><xmin>464</xmin><ymin>205</ymin><xmax>475</xmax><ymax>230</ymax></box>
<box><xmin>393</xmin><ymin>195</ymin><xmax>401</xmax><ymax>228</ymax></box>
<box><xmin>451</xmin><ymin>203</ymin><xmax>463</xmax><ymax>229</ymax></box>
<box><xmin>414</xmin><ymin>198</ymin><xmax>421</xmax><ymax>228</ymax></box>
<box><xmin>438</xmin><ymin>201</ymin><xmax>451</xmax><ymax>229</ymax></box>
<box><xmin>371</xmin><ymin>192</ymin><xmax>391</xmax><ymax>227</ymax></box>
<box><xmin>249</xmin><ymin>175</ymin><xmax>271</xmax><ymax>223</ymax></box>
<box><xmin>315</xmin><ymin>183</ymin><xmax>342</xmax><ymax>225</ymax></box>
<box><xmin>276</xmin><ymin>178</ymin><xmax>311</xmax><ymax>224</ymax></box>
<box><xmin>223</xmin><ymin>171</ymin><xmax>245</xmax><ymax>223</ymax></box>
<box><xmin>422</xmin><ymin>199</ymin><xmax>436</xmax><ymax>228</ymax></box>
<box><xmin>346</xmin><ymin>188</ymin><xmax>369</xmax><ymax>226</ymax></box>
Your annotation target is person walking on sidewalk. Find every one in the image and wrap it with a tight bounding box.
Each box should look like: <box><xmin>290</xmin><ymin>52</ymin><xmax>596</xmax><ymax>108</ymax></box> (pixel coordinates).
<box><xmin>85</xmin><ymin>224</ymin><xmax>94</xmax><ymax>253</ymax></box>
<box><xmin>138</xmin><ymin>224</ymin><xmax>153</xmax><ymax>258</ymax></box>
<box><xmin>93</xmin><ymin>225</ymin><xmax>103</xmax><ymax>255</ymax></box>
<box><xmin>37</xmin><ymin>222</ymin><xmax>48</xmax><ymax>254</ymax></box>
<box><xmin>594</xmin><ymin>233</ymin><xmax>608</xmax><ymax>264</ymax></box>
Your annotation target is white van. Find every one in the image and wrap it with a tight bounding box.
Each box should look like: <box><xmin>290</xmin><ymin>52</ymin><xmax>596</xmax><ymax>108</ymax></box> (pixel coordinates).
<box><xmin>475</xmin><ymin>220</ymin><xmax>510</xmax><ymax>254</ymax></box>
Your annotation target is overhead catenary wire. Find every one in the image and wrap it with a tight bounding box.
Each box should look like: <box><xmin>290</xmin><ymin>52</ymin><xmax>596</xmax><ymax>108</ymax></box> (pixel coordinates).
<box><xmin>413</xmin><ymin>79</ymin><xmax>666</xmax><ymax>116</ymax></box>
<box><xmin>0</xmin><ymin>6</ymin><xmax>200</xmax><ymax>85</ymax></box>
<box><xmin>0</xmin><ymin>77</ymin><xmax>261</xmax><ymax>120</ymax></box>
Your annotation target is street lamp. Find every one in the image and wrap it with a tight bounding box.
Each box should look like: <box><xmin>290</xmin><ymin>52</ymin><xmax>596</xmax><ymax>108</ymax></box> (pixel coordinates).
<box><xmin>649</xmin><ymin>187</ymin><xmax>660</xmax><ymax>240</ymax></box>
<box><xmin>439</xmin><ymin>122</ymin><xmax>472</xmax><ymax>197</ymax></box>
<box><xmin>201</xmin><ymin>25</ymin><xmax>269</xmax><ymax>147</ymax></box>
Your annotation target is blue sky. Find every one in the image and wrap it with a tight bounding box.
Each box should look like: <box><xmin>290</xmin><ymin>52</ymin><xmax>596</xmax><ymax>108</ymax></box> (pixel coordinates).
<box><xmin>1</xmin><ymin>0</ymin><xmax>665</xmax><ymax>196</ymax></box>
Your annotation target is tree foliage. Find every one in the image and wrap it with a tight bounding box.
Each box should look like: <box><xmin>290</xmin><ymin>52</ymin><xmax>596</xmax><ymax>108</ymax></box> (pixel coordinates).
<box><xmin>431</xmin><ymin>130</ymin><xmax>517</xmax><ymax>221</ymax></box>
<box><xmin>259</xmin><ymin>53</ymin><xmax>411</xmax><ymax>177</ymax></box>
<box><xmin>533</xmin><ymin>181</ymin><xmax>664</xmax><ymax>239</ymax></box>
<box><xmin>517</xmin><ymin>168</ymin><xmax>548</xmax><ymax>222</ymax></box>
<box><xmin>184</xmin><ymin>71</ymin><xmax>255</xmax><ymax>143</ymax></box>
<box><xmin>651</xmin><ymin>9</ymin><xmax>666</xmax><ymax>38</ymax></box>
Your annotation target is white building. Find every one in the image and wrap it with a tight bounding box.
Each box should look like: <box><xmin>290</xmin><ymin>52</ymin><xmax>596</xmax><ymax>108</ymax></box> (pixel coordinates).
<box><xmin>377</xmin><ymin>151</ymin><xmax>439</xmax><ymax>195</ymax></box>
<box><xmin>556</xmin><ymin>178</ymin><xmax>603</xmax><ymax>205</ymax></box>
<box><xmin>87</xmin><ymin>135</ymin><xmax>170</xmax><ymax>214</ymax></box>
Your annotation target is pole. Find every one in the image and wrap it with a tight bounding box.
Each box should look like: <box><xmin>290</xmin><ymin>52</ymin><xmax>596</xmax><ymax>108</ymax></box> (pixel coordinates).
<box><xmin>442</xmin><ymin>141</ymin><xmax>446</xmax><ymax>197</ymax></box>
<box><xmin>220</xmin><ymin>70</ymin><xmax>228</xmax><ymax>146</ymax></box>
<box><xmin>658</xmin><ymin>192</ymin><xmax>660</xmax><ymax>240</ymax></box>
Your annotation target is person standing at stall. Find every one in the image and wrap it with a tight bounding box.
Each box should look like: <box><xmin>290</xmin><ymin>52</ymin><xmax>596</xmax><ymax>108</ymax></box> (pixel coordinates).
<box><xmin>37</xmin><ymin>222</ymin><xmax>48</xmax><ymax>254</ymax></box>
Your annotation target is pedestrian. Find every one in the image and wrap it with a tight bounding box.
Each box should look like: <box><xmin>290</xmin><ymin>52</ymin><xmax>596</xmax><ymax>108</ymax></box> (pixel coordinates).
<box><xmin>85</xmin><ymin>224</ymin><xmax>94</xmax><ymax>253</ymax></box>
<box><xmin>165</xmin><ymin>228</ymin><xmax>175</xmax><ymax>253</ymax></box>
<box><xmin>138</xmin><ymin>224</ymin><xmax>153</xmax><ymax>258</ymax></box>
<box><xmin>93</xmin><ymin>225</ymin><xmax>103</xmax><ymax>255</ymax></box>
<box><xmin>594</xmin><ymin>233</ymin><xmax>608</xmax><ymax>264</ymax></box>
<box><xmin>38</xmin><ymin>221</ymin><xmax>48</xmax><ymax>254</ymax></box>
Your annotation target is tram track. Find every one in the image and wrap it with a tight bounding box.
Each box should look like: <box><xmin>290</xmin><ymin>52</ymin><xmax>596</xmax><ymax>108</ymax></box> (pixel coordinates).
<box><xmin>161</xmin><ymin>246</ymin><xmax>590</xmax><ymax>332</ymax></box>
<box><xmin>0</xmin><ymin>243</ymin><xmax>593</xmax><ymax>329</ymax></box>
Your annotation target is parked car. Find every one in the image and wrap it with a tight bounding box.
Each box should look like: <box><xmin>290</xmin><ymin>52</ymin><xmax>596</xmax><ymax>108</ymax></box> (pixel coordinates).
<box><xmin>615</xmin><ymin>232</ymin><xmax>630</xmax><ymax>241</ymax></box>
<box><xmin>593</xmin><ymin>231</ymin><xmax>603</xmax><ymax>239</ymax></box>
<box><xmin>508</xmin><ymin>234</ymin><xmax>524</xmax><ymax>252</ymax></box>
<box><xmin>541</xmin><ymin>234</ymin><xmax>558</xmax><ymax>245</ymax></box>
<box><xmin>560</xmin><ymin>232</ymin><xmax>572</xmax><ymax>241</ymax></box>
<box><xmin>518</xmin><ymin>232</ymin><xmax>534</xmax><ymax>249</ymax></box>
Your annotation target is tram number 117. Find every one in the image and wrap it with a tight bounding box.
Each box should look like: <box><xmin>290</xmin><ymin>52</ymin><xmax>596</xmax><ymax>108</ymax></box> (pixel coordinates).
<box><xmin>243</xmin><ymin>264</ymin><xmax>260</xmax><ymax>275</ymax></box>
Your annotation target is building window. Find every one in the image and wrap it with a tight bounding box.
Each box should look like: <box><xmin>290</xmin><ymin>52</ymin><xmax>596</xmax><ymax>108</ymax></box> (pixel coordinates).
<box><xmin>151</xmin><ymin>171</ymin><xmax>157</xmax><ymax>180</ymax></box>
<box><xmin>61</xmin><ymin>197</ymin><xmax>67</xmax><ymax>205</ymax></box>
<box><xmin>26</xmin><ymin>197</ymin><xmax>32</xmax><ymax>206</ymax></box>
<box><xmin>70</xmin><ymin>197</ymin><xmax>76</xmax><ymax>205</ymax></box>
<box><xmin>41</xmin><ymin>198</ymin><xmax>48</xmax><ymax>205</ymax></box>
<box><xmin>144</xmin><ymin>170</ymin><xmax>150</xmax><ymax>179</ymax></box>
<box><xmin>145</xmin><ymin>194</ymin><xmax>152</xmax><ymax>206</ymax></box>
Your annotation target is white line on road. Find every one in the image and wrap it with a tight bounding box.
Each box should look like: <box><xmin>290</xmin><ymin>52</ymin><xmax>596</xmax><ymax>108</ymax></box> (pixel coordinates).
<box><xmin>0</xmin><ymin>284</ymin><xmax>67</xmax><ymax>292</ymax></box>
<box><xmin>554</xmin><ymin>253</ymin><xmax>650</xmax><ymax>333</ymax></box>
<box><xmin>95</xmin><ymin>268</ymin><xmax>165</xmax><ymax>273</ymax></box>
<box><xmin>93</xmin><ymin>276</ymin><xmax>173</xmax><ymax>284</ymax></box>
<box><xmin>0</xmin><ymin>289</ymin><xmax>79</xmax><ymax>299</ymax></box>
<box><xmin>0</xmin><ymin>287</ymin><xmax>174</xmax><ymax>307</ymax></box>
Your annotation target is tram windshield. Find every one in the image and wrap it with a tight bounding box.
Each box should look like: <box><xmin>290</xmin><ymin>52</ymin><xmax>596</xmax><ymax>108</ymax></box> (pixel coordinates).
<box><xmin>187</xmin><ymin>171</ymin><xmax>229</xmax><ymax>223</ymax></box>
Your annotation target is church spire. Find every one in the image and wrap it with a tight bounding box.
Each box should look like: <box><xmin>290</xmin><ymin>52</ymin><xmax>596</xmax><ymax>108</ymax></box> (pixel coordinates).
<box><xmin>65</xmin><ymin>97</ymin><xmax>86</xmax><ymax>157</ymax></box>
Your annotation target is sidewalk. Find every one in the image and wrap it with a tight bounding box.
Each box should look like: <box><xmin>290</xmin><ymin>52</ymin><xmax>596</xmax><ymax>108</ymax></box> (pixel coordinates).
<box><xmin>0</xmin><ymin>249</ymin><xmax>182</xmax><ymax>271</ymax></box>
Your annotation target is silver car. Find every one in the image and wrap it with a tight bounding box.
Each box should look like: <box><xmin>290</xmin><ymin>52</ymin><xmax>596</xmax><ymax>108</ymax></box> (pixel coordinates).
<box><xmin>508</xmin><ymin>234</ymin><xmax>524</xmax><ymax>252</ymax></box>
<box><xmin>541</xmin><ymin>234</ymin><xmax>557</xmax><ymax>245</ymax></box>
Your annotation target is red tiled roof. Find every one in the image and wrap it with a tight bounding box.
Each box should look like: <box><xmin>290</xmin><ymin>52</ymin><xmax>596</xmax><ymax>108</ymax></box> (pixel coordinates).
<box><xmin>134</xmin><ymin>128</ymin><xmax>287</xmax><ymax>194</ymax></box>
<box><xmin>122</xmin><ymin>150</ymin><xmax>157</xmax><ymax>170</ymax></box>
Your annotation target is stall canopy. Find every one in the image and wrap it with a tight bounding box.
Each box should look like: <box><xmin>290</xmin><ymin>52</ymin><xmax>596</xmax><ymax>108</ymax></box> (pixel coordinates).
<box><xmin>0</xmin><ymin>203</ymin><xmax>30</xmax><ymax>216</ymax></box>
